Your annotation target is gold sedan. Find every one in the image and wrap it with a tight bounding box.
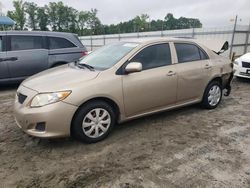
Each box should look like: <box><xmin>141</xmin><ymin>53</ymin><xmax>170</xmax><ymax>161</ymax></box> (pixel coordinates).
<box><xmin>14</xmin><ymin>38</ymin><xmax>233</xmax><ymax>143</ymax></box>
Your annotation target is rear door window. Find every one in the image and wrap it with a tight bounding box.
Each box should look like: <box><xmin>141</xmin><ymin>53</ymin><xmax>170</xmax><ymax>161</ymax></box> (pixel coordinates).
<box><xmin>48</xmin><ymin>37</ymin><xmax>76</xmax><ymax>49</ymax></box>
<box><xmin>175</xmin><ymin>43</ymin><xmax>208</xmax><ymax>63</ymax></box>
<box><xmin>10</xmin><ymin>36</ymin><xmax>43</xmax><ymax>51</ymax></box>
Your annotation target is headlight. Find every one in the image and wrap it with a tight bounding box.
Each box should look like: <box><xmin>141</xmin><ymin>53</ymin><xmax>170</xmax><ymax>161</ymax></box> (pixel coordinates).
<box><xmin>233</xmin><ymin>61</ymin><xmax>239</xmax><ymax>65</ymax></box>
<box><xmin>29</xmin><ymin>91</ymin><xmax>71</xmax><ymax>107</ymax></box>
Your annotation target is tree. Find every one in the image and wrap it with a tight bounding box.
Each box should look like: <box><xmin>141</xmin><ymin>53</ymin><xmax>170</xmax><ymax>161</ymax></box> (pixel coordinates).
<box><xmin>140</xmin><ymin>14</ymin><xmax>150</xmax><ymax>31</ymax></box>
<box><xmin>164</xmin><ymin>13</ymin><xmax>202</xmax><ymax>30</ymax></box>
<box><xmin>77</xmin><ymin>11</ymin><xmax>90</xmax><ymax>35</ymax></box>
<box><xmin>165</xmin><ymin>13</ymin><xmax>177</xmax><ymax>30</ymax></box>
<box><xmin>65</xmin><ymin>7</ymin><xmax>78</xmax><ymax>33</ymax></box>
<box><xmin>46</xmin><ymin>2</ymin><xmax>57</xmax><ymax>31</ymax></box>
<box><xmin>132</xmin><ymin>14</ymin><xmax>150</xmax><ymax>32</ymax></box>
<box><xmin>24</xmin><ymin>2</ymin><xmax>37</xmax><ymax>30</ymax></box>
<box><xmin>56</xmin><ymin>1</ymin><xmax>66</xmax><ymax>31</ymax></box>
<box><xmin>5</xmin><ymin>1</ymin><xmax>203</xmax><ymax>35</ymax></box>
<box><xmin>86</xmin><ymin>9</ymin><xmax>101</xmax><ymax>35</ymax></box>
<box><xmin>37</xmin><ymin>7</ymin><xmax>48</xmax><ymax>31</ymax></box>
<box><xmin>7</xmin><ymin>0</ymin><xmax>26</xmax><ymax>30</ymax></box>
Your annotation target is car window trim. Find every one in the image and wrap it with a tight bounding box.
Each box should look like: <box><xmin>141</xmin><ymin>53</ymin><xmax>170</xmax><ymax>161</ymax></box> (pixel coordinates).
<box><xmin>49</xmin><ymin>51</ymin><xmax>83</xmax><ymax>55</ymax></box>
<box><xmin>116</xmin><ymin>42</ymin><xmax>173</xmax><ymax>75</ymax></box>
<box><xmin>174</xmin><ymin>42</ymin><xmax>209</xmax><ymax>63</ymax></box>
<box><xmin>7</xmin><ymin>35</ymin><xmax>45</xmax><ymax>52</ymax></box>
<box><xmin>198</xmin><ymin>47</ymin><xmax>209</xmax><ymax>60</ymax></box>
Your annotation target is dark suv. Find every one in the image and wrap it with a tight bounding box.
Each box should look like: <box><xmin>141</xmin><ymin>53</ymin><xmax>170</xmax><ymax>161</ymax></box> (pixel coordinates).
<box><xmin>0</xmin><ymin>31</ymin><xmax>87</xmax><ymax>83</ymax></box>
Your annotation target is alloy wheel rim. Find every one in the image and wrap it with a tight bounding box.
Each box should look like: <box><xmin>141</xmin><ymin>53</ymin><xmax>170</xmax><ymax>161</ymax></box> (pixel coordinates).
<box><xmin>208</xmin><ymin>85</ymin><xmax>221</xmax><ymax>106</ymax></box>
<box><xmin>82</xmin><ymin>108</ymin><xmax>111</xmax><ymax>138</ymax></box>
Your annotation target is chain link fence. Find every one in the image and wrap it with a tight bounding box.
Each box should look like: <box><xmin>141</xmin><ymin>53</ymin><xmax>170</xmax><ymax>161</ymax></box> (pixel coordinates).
<box><xmin>80</xmin><ymin>23</ymin><xmax>250</xmax><ymax>58</ymax></box>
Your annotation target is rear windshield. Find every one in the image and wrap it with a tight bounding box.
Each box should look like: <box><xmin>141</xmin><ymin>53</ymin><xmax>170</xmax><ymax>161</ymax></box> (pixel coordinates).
<box><xmin>73</xmin><ymin>35</ymin><xmax>86</xmax><ymax>50</ymax></box>
<box><xmin>79</xmin><ymin>42</ymin><xmax>139</xmax><ymax>70</ymax></box>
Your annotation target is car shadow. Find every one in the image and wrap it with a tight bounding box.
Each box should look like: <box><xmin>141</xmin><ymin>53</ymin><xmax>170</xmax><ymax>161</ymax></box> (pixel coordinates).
<box><xmin>235</xmin><ymin>77</ymin><xmax>250</xmax><ymax>83</ymax></box>
<box><xmin>35</xmin><ymin>103</ymin><xmax>201</xmax><ymax>149</ymax></box>
<box><xmin>0</xmin><ymin>83</ymin><xmax>19</xmax><ymax>91</ymax></box>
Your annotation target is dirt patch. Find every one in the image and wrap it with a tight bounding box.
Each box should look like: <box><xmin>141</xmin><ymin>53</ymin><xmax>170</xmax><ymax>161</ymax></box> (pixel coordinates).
<box><xmin>0</xmin><ymin>78</ymin><xmax>250</xmax><ymax>188</ymax></box>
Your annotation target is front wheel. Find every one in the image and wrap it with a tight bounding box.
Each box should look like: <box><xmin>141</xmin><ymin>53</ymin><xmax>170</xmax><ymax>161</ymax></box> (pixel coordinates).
<box><xmin>201</xmin><ymin>81</ymin><xmax>222</xmax><ymax>109</ymax></box>
<box><xmin>72</xmin><ymin>101</ymin><xmax>116</xmax><ymax>143</ymax></box>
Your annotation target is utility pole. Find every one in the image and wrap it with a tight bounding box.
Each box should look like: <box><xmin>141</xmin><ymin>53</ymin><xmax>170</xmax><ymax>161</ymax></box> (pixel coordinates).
<box><xmin>244</xmin><ymin>20</ymin><xmax>250</xmax><ymax>54</ymax></box>
<box><xmin>229</xmin><ymin>15</ymin><xmax>238</xmax><ymax>58</ymax></box>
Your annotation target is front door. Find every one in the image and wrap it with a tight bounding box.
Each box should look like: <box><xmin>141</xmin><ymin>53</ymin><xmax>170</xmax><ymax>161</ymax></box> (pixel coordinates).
<box><xmin>6</xmin><ymin>35</ymin><xmax>48</xmax><ymax>79</ymax></box>
<box><xmin>122</xmin><ymin>43</ymin><xmax>177</xmax><ymax>117</ymax></box>
<box><xmin>0</xmin><ymin>35</ymin><xmax>9</xmax><ymax>79</ymax></box>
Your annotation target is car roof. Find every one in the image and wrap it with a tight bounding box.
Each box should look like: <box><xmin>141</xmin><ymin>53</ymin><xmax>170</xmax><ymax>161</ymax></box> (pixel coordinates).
<box><xmin>0</xmin><ymin>30</ymin><xmax>85</xmax><ymax>49</ymax></box>
<box><xmin>0</xmin><ymin>30</ymin><xmax>78</xmax><ymax>37</ymax></box>
<box><xmin>121</xmin><ymin>37</ymin><xmax>228</xmax><ymax>54</ymax></box>
<box><xmin>121</xmin><ymin>37</ymin><xmax>193</xmax><ymax>44</ymax></box>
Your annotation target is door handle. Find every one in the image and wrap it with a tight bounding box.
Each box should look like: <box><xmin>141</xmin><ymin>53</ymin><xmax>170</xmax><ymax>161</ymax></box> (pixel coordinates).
<box><xmin>205</xmin><ymin>64</ymin><xmax>212</xmax><ymax>69</ymax></box>
<box><xmin>0</xmin><ymin>57</ymin><xmax>18</xmax><ymax>62</ymax></box>
<box><xmin>167</xmin><ymin>71</ymin><xmax>176</xmax><ymax>76</ymax></box>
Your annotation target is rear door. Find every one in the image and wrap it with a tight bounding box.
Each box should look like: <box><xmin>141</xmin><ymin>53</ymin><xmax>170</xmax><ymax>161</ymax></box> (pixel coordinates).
<box><xmin>48</xmin><ymin>36</ymin><xmax>83</xmax><ymax>66</ymax></box>
<box><xmin>6</xmin><ymin>34</ymin><xmax>48</xmax><ymax>79</ymax></box>
<box><xmin>0</xmin><ymin>34</ymin><xmax>9</xmax><ymax>79</ymax></box>
<box><xmin>174</xmin><ymin>42</ymin><xmax>210</xmax><ymax>103</ymax></box>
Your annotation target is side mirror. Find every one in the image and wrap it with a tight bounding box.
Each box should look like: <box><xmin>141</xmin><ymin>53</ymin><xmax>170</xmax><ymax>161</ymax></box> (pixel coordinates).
<box><xmin>125</xmin><ymin>62</ymin><xmax>142</xmax><ymax>74</ymax></box>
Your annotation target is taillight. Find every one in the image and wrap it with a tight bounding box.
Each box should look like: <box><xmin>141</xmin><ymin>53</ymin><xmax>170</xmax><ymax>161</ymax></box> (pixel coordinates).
<box><xmin>82</xmin><ymin>51</ymin><xmax>88</xmax><ymax>56</ymax></box>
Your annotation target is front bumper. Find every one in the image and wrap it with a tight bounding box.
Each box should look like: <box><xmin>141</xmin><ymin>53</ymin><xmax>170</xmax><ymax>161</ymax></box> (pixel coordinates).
<box><xmin>14</xmin><ymin>85</ymin><xmax>78</xmax><ymax>138</ymax></box>
<box><xmin>233</xmin><ymin>65</ymin><xmax>250</xmax><ymax>78</ymax></box>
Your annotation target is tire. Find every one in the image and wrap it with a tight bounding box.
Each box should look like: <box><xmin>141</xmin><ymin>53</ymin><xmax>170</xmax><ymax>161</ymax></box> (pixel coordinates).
<box><xmin>72</xmin><ymin>100</ymin><xmax>116</xmax><ymax>143</ymax></box>
<box><xmin>201</xmin><ymin>81</ymin><xmax>222</xmax><ymax>109</ymax></box>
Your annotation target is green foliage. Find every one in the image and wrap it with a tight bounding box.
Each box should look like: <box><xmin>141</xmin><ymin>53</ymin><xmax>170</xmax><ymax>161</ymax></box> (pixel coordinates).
<box><xmin>7</xmin><ymin>0</ymin><xmax>26</xmax><ymax>30</ymax></box>
<box><xmin>24</xmin><ymin>2</ymin><xmax>37</xmax><ymax>30</ymax></box>
<box><xmin>37</xmin><ymin>7</ymin><xmax>48</xmax><ymax>31</ymax></box>
<box><xmin>7</xmin><ymin>0</ymin><xmax>202</xmax><ymax>35</ymax></box>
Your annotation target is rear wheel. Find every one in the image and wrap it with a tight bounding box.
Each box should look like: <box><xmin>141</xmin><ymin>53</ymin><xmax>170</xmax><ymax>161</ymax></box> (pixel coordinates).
<box><xmin>201</xmin><ymin>81</ymin><xmax>222</xmax><ymax>109</ymax></box>
<box><xmin>72</xmin><ymin>101</ymin><xmax>115</xmax><ymax>143</ymax></box>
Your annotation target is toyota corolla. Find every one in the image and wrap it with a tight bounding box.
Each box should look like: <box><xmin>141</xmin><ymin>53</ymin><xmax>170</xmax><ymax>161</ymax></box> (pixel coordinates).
<box><xmin>14</xmin><ymin>38</ymin><xmax>233</xmax><ymax>143</ymax></box>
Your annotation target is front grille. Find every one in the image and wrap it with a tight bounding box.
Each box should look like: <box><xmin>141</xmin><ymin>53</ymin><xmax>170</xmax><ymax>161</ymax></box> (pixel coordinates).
<box><xmin>242</xmin><ymin>61</ymin><xmax>250</xmax><ymax>68</ymax></box>
<box><xmin>240</xmin><ymin>72</ymin><xmax>250</xmax><ymax>77</ymax></box>
<box><xmin>18</xmin><ymin>93</ymin><xmax>27</xmax><ymax>104</ymax></box>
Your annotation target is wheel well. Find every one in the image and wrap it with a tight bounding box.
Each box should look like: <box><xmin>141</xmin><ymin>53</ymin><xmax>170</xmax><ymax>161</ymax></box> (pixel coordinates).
<box><xmin>70</xmin><ymin>97</ymin><xmax>120</xmax><ymax>135</ymax></box>
<box><xmin>202</xmin><ymin>77</ymin><xmax>223</xmax><ymax>99</ymax></box>
<box><xmin>51</xmin><ymin>62</ymin><xmax>68</xmax><ymax>68</ymax></box>
<box><xmin>210</xmin><ymin>77</ymin><xmax>222</xmax><ymax>85</ymax></box>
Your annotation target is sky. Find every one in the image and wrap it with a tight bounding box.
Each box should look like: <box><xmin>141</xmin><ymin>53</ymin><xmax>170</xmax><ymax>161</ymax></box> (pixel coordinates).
<box><xmin>0</xmin><ymin>0</ymin><xmax>250</xmax><ymax>27</ymax></box>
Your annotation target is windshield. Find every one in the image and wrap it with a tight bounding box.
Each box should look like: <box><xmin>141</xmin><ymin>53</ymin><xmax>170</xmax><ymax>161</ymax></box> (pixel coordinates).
<box><xmin>78</xmin><ymin>42</ymin><xmax>139</xmax><ymax>70</ymax></box>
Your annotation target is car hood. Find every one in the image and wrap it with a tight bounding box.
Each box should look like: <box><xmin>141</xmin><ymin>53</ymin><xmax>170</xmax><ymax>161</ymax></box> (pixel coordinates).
<box><xmin>22</xmin><ymin>64</ymin><xmax>100</xmax><ymax>92</ymax></box>
<box><xmin>238</xmin><ymin>52</ymin><xmax>250</xmax><ymax>62</ymax></box>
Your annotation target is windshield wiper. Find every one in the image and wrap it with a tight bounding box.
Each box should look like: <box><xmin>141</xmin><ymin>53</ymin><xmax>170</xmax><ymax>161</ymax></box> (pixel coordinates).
<box><xmin>75</xmin><ymin>61</ymin><xmax>95</xmax><ymax>71</ymax></box>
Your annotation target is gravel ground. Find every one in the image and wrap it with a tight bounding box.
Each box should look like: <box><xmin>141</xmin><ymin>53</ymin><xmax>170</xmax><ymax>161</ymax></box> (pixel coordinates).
<box><xmin>0</xmin><ymin>78</ymin><xmax>250</xmax><ymax>188</ymax></box>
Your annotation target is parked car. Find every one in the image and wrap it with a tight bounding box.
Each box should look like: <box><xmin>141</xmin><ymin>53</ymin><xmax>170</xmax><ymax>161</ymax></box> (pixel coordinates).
<box><xmin>233</xmin><ymin>52</ymin><xmax>250</xmax><ymax>78</ymax></box>
<box><xmin>14</xmin><ymin>38</ymin><xmax>233</xmax><ymax>143</ymax></box>
<box><xmin>0</xmin><ymin>31</ymin><xmax>87</xmax><ymax>83</ymax></box>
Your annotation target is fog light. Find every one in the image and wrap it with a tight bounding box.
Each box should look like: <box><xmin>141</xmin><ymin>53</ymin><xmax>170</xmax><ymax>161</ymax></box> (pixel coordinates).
<box><xmin>35</xmin><ymin>122</ymin><xmax>46</xmax><ymax>132</ymax></box>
